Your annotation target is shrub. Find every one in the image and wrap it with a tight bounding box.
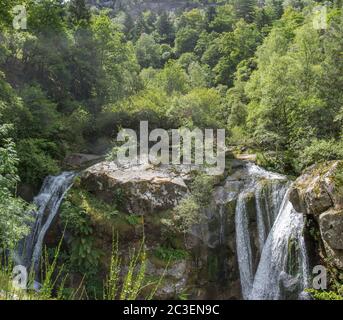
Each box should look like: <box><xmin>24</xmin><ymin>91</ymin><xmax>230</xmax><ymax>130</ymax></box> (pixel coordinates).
<box><xmin>16</xmin><ymin>138</ymin><xmax>60</xmax><ymax>187</ymax></box>
<box><xmin>0</xmin><ymin>128</ymin><xmax>31</xmax><ymax>248</ymax></box>
<box><xmin>299</xmin><ymin>139</ymin><xmax>343</xmax><ymax>170</ymax></box>
<box><xmin>173</xmin><ymin>196</ymin><xmax>200</xmax><ymax>233</ymax></box>
<box><xmin>306</xmin><ymin>289</ymin><xmax>343</xmax><ymax>300</ymax></box>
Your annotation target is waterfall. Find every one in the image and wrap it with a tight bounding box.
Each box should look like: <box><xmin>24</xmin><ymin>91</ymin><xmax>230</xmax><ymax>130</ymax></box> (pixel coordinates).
<box><xmin>235</xmin><ymin>192</ymin><xmax>254</xmax><ymax>299</ymax></box>
<box><xmin>255</xmin><ymin>182</ymin><xmax>288</xmax><ymax>252</ymax></box>
<box><xmin>17</xmin><ymin>172</ymin><xmax>76</xmax><ymax>274</ymax></box>
<box><xmin>232</xmin><ymin>163</ymin><xmax>309</xmax><ymax>300</ymax></box>
<box><xmin>233</xmin><ymin>163</ymin><xmax>288</xmax><ymax>299</ymax></box>
<box><xmin>249</xmin><ymin>190</ymin><xmax>310</xmax><ymax>300</ymax></box>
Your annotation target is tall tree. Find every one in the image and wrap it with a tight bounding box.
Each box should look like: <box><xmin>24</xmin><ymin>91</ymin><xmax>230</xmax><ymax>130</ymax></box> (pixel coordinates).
<box><xmin>68</xmin><ymin>0</ymin><xmax>91</xmax><ymax>27</ymax></box>
<box><xmin>233</xmin><ymin>0</ymin><xmax>257</xmax><ymax>23</ymax></box>
<box><xmin>156</xmin><ymin>12</ymin><xmax>175</xmax><ymax>45</ymax></box>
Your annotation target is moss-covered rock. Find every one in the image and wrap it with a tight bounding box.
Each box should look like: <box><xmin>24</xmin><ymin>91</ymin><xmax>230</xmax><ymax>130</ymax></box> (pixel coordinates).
<box><xmin>289</xmin><ymin>161</ymin><xmax>343</xmax><ymax>271</ymax></box>
<box><xmin>290</xmin><ymin>161</ymin><xmax>343</xmax><ymax>216</ymax></box>
<box><xmin>80</xmin><ymin>161</ymin><xmax>189</xmax><ymax>215</ymax></box>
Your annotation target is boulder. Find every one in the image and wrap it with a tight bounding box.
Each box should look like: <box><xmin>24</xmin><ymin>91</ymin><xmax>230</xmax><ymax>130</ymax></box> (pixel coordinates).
<box><xmin>81</xmin><ymin>161</ymin><xmax>189</xmax><ymax>215</ymax></box>
<box><xmin>289</xmin><ymin>161</ymin><xmax>343</xmax><ymax>216</ymax></box>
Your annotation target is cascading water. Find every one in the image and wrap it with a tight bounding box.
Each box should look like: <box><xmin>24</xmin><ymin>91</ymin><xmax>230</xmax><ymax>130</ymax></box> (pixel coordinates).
<box><xmin>255</xmin><ymin>181</ymin><xmax>288</xmax><ymax>252</ymax></box>
<box><xmin>235</xmin><ymin>192</ymin><xmax>254</xmax><ymax>299</ymax></box>
<box><xmin>233</xmin><ymin>163</ymin><xmax>288</xmax><ymax>299</ymax></box>
<box><xmin>221</xmin><ymin>161</ymin><xmax>310</xmax><ymax>300</ymax></box>
<box><xmin>249</xmin><ymin>190</ymin><xmax>310</xmax><ymax>300</ymax></box>
<box><xmin>17</xmin><ymin>172</ymin><xmax>76</xmax><ymax>274</ymax></box>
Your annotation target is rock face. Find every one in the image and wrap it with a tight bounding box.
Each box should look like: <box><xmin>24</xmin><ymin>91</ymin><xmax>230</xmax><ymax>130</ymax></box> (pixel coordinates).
<box><xmin>319</xmin><ymin>210</ymin><xmax>343</xmax><ymax>250</ymax></box>
<box><xmin>81</xmin><ymin>161</ymin><xmax>189</xmax><ymax>214</ymax></box>
<box><xmin>290</xmin><ymin>161</ymin><xmax>343</xmax><ymax>270</ymax></box>
<box><xmin>48</xmin><ymin>158</ymin><xmax>289</xmax><ymax>299</ymax></box>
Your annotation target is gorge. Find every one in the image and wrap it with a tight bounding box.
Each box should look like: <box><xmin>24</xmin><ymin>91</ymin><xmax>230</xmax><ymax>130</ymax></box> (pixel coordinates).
<box><xmin>16</xmin><ymin>156</ymin><xmax>339</xmax><ymax>300</ymax></box>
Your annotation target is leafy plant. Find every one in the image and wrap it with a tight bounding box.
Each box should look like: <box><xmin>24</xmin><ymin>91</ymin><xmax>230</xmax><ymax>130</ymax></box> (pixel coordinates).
<box><xmin>125</xmin><ymin>214</ymin><xmax>142</xmax><ymax>226</ymax></box>
<box><xmin>104</xmin><ymin>236</ymin><xmax>165</xmax><ymax>300</ymax></box>
<box><xmin>154</xmin><ymin>246</ymin><xmax>188</xmax><ymax>262</ymax></box>
<box><xmin>306</xmin><ymin>289</ymin><xmax>343</xmax><ymax>301</ymax></box>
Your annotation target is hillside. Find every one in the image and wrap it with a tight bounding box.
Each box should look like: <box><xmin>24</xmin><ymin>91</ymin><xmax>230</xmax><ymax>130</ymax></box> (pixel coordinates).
<box><xmin>87</xmin><ymin>0</ymin><xmax>224</xmax><ymax>15</ymax></box>
<box><xmin>0</xmin><ymin>0</ymin><xmax>342</xmax><ymax>301</ymax></box>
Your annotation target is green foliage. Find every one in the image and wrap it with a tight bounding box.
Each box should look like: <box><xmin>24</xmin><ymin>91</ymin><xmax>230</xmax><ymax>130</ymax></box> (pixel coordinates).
<box><xmin>0</xmin><ymin>126</ymin><xmax>30</xmax><ymax>248</ymax></box>
<box><xmin>67</xmin><ymin>0</ymin><xmax>91</xmax><ymax>27</ymax></box>
<box><xmin>256</xmin><ymin>150</ymin><xmax>296</xmax><ymax>174</ymax></box>
<box><xmin>175</xmin><ymin>27</ymin><xmax>199</xmax><ymax>56</ymax></box>
<box><xmin>19</xmin><ymin>85</ymin><xmax>60</xmax><ymax>138</ymax></box>
<box><xmin>104</xmin><ymin>238</ymin><xmax>164</xmax><ymax>300</ymax></box>
<box><xmin>70</xmin><ymin>237</ymin><xmax>101</xmax><ymax>276</ymax></box>
<box><xmin>59</xmin><ymin>187</ymin><xmax>122</xmax><ymax>276</ymax></box>
<box><xmin>306</xmin><ymin>289</ymin><xmax>343</xmax><ymax>300</ymax></box>
<box><xmin>190</xmin><ymin>173</ymin><xmax>216</xmax><ymax>207</ymax></box>
<box><xmin>167</xmin><ymin>88</ymin><xmax>225</xmax><ymax>128</ymax></box>
<box><xmin>173</xmin><ymin>196</ymin><xmax>201</xmax><ymax>234</ymax></box>
<box><xmin>135</xmin><ymin>33</ymin><xmax>161</xmax><ymax>68</ymax></box>
<box><xmin>157</xmin><ymin>60</ymin><xmax>189</xmax><ymax>95</ymax></box>
<box><xmin>209</xmin><ymin>4</ymin><xmax>235</xmax><ymax>33</ymax></box>
<box><xmin>299</xmin><ymin>139</ymin><xmax>343</xmax><ymax>170</ymax></box>
<box><xmin>154</xmin><ymin>245</ymin><xmax>188</xmax><ymax>262</ymax></box>
<box><xmin>155</xmin><ymin>11</ymin><xmax>175</xmax><ymax>45</ymax></box>
<box><xmin>125</xmin><ymin>215</ymin><xmax>143</xmax><ymax>226</ymax></box>
<box><xmin>172</xmin><ymin>172</ymin><xmax>215</xmax><ymax>233</ymax></box>
<box><xmin>334</xmin><ymin>166</ymin><xmax>343</xmax><ymax>194</ymax></box>
<box><xmin>16</xmin><ymin>138</ymin><xmax>60</xmax><ymax>187</ymax></box>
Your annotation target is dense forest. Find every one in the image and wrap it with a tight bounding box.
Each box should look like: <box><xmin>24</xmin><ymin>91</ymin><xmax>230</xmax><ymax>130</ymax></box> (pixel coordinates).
<box><xmin>0</xmin><ymin>0</ymin><xmax>343</xmax><ymax>300</ymax></box>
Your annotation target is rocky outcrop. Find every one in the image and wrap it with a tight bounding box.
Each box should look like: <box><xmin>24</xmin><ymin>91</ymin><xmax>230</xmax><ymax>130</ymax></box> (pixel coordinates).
<box><xmin>290</xmin><ymin>161</ymin><xmax>343</xmax><ymax>215</ymax></box>
<box><xmin>47</xmin><ymin>158</ymin><xmax>290</xmax><ymax>299</ymax></box>
<box><xmin>80</xmin><ymin>161</ymin><xmax>189</xmax><ymax>215</ymax></box>
<box><xmin>290</xmin><ymin>161</ymin><xmax>343</xmax><ymax>270</ymax></box>
<box><xmin>64</xmin><ymin>153</ymin><xmax>104</xmax><ymax>169</ymax></box>
<box><xmin>76</xmin><ymin>160</ymin><xmax>235</xmax><ymax>298</ymax></box>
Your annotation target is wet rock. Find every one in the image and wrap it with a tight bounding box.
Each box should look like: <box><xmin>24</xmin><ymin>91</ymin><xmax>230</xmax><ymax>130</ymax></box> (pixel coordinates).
<box><xmin>279</xmin><ymin>272</ymin><xmax>301</xmax><ymax>300</ymax></box>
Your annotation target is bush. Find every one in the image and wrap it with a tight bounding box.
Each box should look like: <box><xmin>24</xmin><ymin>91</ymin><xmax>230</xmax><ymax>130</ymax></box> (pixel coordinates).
<box><xmin>299</xmin><ymin>139</ymin><xmax>343</xmax><ymax>170</ymax></box>
<box><xmin>190</xmin><ymin>173</ymin><xmax>216</xmax><ymax>206</ymax></box>
<box><xmin>173</xmin><ymin>196</ymin><xmax>200</xmax><ymax>233</ymax></box>
<box><xmin>172</xmin><ymin>172</ymin><xmax>215</xmax><ymax>233</ymax></box>
<box><xmin>16</xmin><ymin>138</ymin><xmax>60</xmax><ymax>187</ymax></box>
<box><xmin>0</xmin><ymin>129</ymin><xmax>31</xmax><ymax>247</ymax></box>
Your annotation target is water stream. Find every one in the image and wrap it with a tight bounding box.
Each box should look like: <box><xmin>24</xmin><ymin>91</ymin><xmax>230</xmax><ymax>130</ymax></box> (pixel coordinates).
<box><xmin>17</xmin><ymin>172</ymin><xmax>76</xmax><ymax>274</ymax></box>
<box><xmin>249</xmin><ymin>191</ymin><xmax>310</xmax><ymax>300</ymax></box>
